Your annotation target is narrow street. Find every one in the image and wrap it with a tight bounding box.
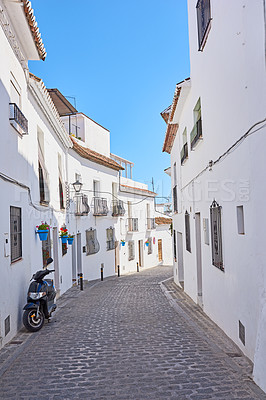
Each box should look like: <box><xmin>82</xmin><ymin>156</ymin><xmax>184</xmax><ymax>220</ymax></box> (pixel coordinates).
<box><xmin>0</xmin><ymin>266</ymin><xmax>265</xmax><ymax>400</ymax></box>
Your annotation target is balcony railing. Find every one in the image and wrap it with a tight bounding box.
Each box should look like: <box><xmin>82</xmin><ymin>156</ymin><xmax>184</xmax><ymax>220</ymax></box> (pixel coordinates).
<box><xmin>180</xmin><ymin>142</ymin><xmax>188</xmax><ymax>165</ymax></box>
<box><xmin>190</xmin><ymin>118</ymin><xmax>202</xmax><ymax>150</ymax></box>
<box><xmin>9</xmin><ymin>103</ymin><xmax>28</xmax><ymax>134</ymax></box>
<box><xmin>112</xmin><ymin>200</ymin><xmax>125</xmax><ymax>217</ymax></box>
<box><xmin>127</xmin><ymin>218</ymin><xmax>138</xmax><ymax>232</ymax></box>
<box><xmin>74</xmin><ymin>194</ymin><xmax>90</xmax><ymax>216</ymax></box>
<box><xmin>147</xmin><ymin>218</ymin><xmax>156</xmax><ymax>230</ymax></box>
<box><xmin>93</xmin><ymin>197</ymin><xmax>108</xmax><ymax>216</ymax></box>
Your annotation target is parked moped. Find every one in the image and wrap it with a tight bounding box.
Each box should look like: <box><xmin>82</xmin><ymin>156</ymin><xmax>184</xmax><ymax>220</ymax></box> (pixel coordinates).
<box><xmin>23</xmin><ymin>257</ymin><xmax>57</xmax><ymax>332</ymax></box>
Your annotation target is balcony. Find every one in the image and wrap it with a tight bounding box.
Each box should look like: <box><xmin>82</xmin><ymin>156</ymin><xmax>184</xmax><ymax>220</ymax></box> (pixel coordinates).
<box><xmin>112</xmin><ymin>200</ymin><xmax>125</xmax><ymax>217</ymax></box>
<box><xmin>127</xmin><ymin>218</ymin><xmax>138</xmax><ymax>232</ymax></box>
<box><xmin>190</xmin><ymin>118</ymin><xmax>202</xmax><ymax>150</ymax></box>
<box><xmin>147</xmin><ymin>218</ymin><xmax>156</xmax><ymax>230</ymax></box>
<box><xmin>180</xmin><ymin>142</ymin><xmax>188</xmax><ymax>165</ymax></box>
<box><xmin>9</xmin><ymin>103</ymin><xmax>28</xmax><ymax>135</ymax></box>
<box><xmin>93</xmin><ymin>197</ymin><xmax>108</xmax><ymax>216</ymax></box>
<box><xmin>74</xmin><ymin>194</ymin><xmax>90</xmax><ymax>216</ymax></box>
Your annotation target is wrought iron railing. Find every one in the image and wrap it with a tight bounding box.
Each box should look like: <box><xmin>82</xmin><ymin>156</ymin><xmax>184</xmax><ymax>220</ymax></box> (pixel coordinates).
<box><xmin>190</xmin><ymin>118</ymin><xmax>202</xmax><ymax>149</ymax></box>
<box><xmin>147</xmin><ymin>218</ymin><xmax>156</xmax><ymax>230</ymax></box>
<box><xmin>93</xmin><ymin>197</ymin><xmax>108</xmax><ymax>216</ymax></box>
<box><xmin>9</xmin><ymin>103</ymin><xmax>28</xmax><ymax>134</ymax></box>
<box><xmin>74</xmin><ymin>194</ymin><xmax>90</xmax><ymax>216</ymax></box>
<box><xmin>127</xmin><ymin>218</ymin><xmax>138</xmax><ymax>232</ymax></box>
<box><xmin>180</xmin><ymin>142</ymin><xmax>188</xmax><ymax>165</ymax></box>
<box><xmin>112</xmin><ymin>200</ymin><xmax>125</xmax><ymax>217</ymax></box>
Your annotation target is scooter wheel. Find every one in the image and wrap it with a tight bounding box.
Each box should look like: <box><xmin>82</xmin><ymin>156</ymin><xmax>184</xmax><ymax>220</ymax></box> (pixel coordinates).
<box><xmin>23</xmin><ymin>309</ymin><xmax>45</xmax><ymax>332</ymax></box>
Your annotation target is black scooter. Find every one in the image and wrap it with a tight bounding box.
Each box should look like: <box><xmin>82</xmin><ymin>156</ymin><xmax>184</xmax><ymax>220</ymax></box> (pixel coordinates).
<box><xmin>23</xmin><ymin>257</ymin><xmax>57</xmax><ymax>332</ymax></box>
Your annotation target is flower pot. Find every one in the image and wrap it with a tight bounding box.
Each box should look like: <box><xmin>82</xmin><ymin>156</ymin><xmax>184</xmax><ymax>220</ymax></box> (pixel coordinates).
<box><xmin>67</xmin><ymin>237</ymin><xmax>74</xmax><ymax>245</ymax></box>
<box><xmin>60</xmin><ymin>236</ymin><xmax>68</xmax><ymax>244</ymax></box>
<box><xmin>121</xmin><ymin>242</ymin><xmax>125</xmax><ymax>247</ymax></box>
<box><xmin>37</xmin><ymin>230</ymin><xmax>49</xmax><ymax>241</ymax></box>
<box><xmin>145</xmin><ymin>242</ymin><xmax>149</xmax><ymax>247</ymax></box>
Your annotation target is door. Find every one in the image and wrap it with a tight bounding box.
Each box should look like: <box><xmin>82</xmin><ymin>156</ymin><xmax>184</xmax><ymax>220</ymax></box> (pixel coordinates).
<box><xmin>138</xmin><ymin>240</ymin><xmax>143</xmax><ymax>267</ymax></box>
<box><xmin>115</xmin><ymin>241</ymin><xmax>119</xmax><ymax>272</ymax></box>
<box><xmin>72</xmin><ymin>235</ymin><xmax>77</xmax><ymax>284</ymax></box>
<box><xmin>52</xmin><ymin>227</ymin><xmax>60</xmax><ymax>295</ymax></box>
<box><xmin>77</xmin><ymin>233</ymin><xmax>82</xmax><ymax>275</ymax></box>
<box><xmin>195</xmin><ymin>213</ymin><xmax>203</xmax><ymax>307</ymax></box>
<box><xmin>177</xmin><ymin>232</ymin><xmax>184</xmax><ymax>287</ymax></box>
<box><xmin>158</xmin><ymin>239</ymin><xmax>163</xmax><ymax>262</ymax></box>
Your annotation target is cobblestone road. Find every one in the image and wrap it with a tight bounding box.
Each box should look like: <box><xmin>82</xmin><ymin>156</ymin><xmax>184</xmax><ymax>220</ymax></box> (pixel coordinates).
<box><xmin>0</xmin><ymin>266</ymin><xmax>265</xmax><ymax>400</ymax></box>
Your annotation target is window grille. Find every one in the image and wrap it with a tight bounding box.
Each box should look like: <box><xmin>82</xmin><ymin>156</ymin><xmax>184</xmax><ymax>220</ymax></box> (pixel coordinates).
<box><xmin>128</xmin><ymin>218</ymin><xmax>138</xmax><ymax>232</ymax></box>
<box><xmin>62</xmin><ymin>242</ymin><xmax>67</xmax><ymax>256</ymax></box>
<box><xmin>173</xmin><ymin>186</ymin><xmax>178</xmax><ymax>213</ymax></box>
<box><xmin>106</xmin><ymin>227</ymin><xmax>115</xmax><ymax>250</ymax></box>
<box><xmin>42</xmin><ymin>228</ymin><xmax>51</xmax><ymax>267</ymax></box>
<box><xmin>74</xmin><ymin>194</ymin><xmax>90</xmax><ymax>216</ymax></box>
<box><xmin>93</xmin><ymin>197</ymin><xmax>108</xmax><ymax>216</ymax></box>
<box><xmin>59</xmin><ymin>178</ymin><xmax>64</xmax><ymax>209</ymax></box>
<box><xmin>185</xmin><ymin>211</ymin><xmax>191</xmax><ymax>252</ymax></box>
<box><xmin>38</xmin><ymin>133</ymin><xmax>50</xmax><ymax>205</ymax></box>
<box><xmin>86</xmin><ymin>228</ymin><xmax>100</xmax><ymax>255</ymax></box>
<box><xmin>173</xmin><ymin>230</ymin><xmax>177</xmax><ymax>260</ymax></box>
<box><xmin>10</xmin><ymin>206</ymin><xmax>22</xmax><ymax>263</ymax></box>
<box><xmin>128</xmin><ymin>240</ymin><xmax>135</xmax><ymax>261</ymax></box>
<box><xmin>210</xmin><ymin>200</ymin><xmax>224</xmax><ymax>271</ymax></box>
<box><xmin>148</xmin><ymin>237</ymin><xmax>152</xmax><ymax>255</ymax></box>
<box><xmin>196</xmin><ymin>0</ymin><xmax>211</xmax><ymax>50</ymax></box>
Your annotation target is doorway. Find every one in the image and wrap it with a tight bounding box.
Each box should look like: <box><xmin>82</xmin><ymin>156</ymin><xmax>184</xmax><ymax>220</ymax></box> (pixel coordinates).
<box><xmin>158</xmin><ymin>239</ymin><xmax>163</xmax><ymax>262</ymax></box>
<box><xmin>138</xmin><ymin>240</ymin><xmax>143</xmax><ymax>267</ymax></box>
<box><xmin>195</xmin><ymin>213</ymin><xmax>203</xmax><ymax>307</ymax></box>
<box><xmin>115</xmin><ymin>241</ymin><xmax>119</xmax><ymax>273</ymax></box>
<box><xmin>177</xmin><ymin>232</ymin><xmax>184</xmax><ymax>287</ymax></box>
<box><xmin>52</xmin><ymin>227</ymin><xmax>60</xmax><ymax>295</ymax></box>
<box><xmin>72</xmin><ymin>235</ymin><xmax>77</xmax><ymax>285</ymax></box>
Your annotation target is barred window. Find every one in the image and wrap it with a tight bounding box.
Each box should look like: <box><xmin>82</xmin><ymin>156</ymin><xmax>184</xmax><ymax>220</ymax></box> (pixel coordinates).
<box><xmin>173</xmin><ymin>230</ymin><xmax>177</xmax><ymax>260</ymax></box>
<box><xmin>86</xmin><ymin>228</ymin><xmax>100</xmax><ymax>255</ymax></box>
<box><xmin>38</xmin><ymin>130</ymin><xmax>50</xmax><ymax>205</ymax></box>
<box><xmin>106</xmin><ymin>227</ymin><xmax>115</xmax><ymax>251</ymax></box>
<box><xmin>148</xmin><ymin>237</ymin><xmax>152</xmax><ymax>255</ymax></box>
<box><xmin>10</xmin><ymin>206</ymin><xmax>22</xmax><ymax>263</ymax></box>
<box><xmin>62</xmin><ymin>242</ymin><xmax>67</xmax><ymax>256</ymax></box>
<box><xmin>196</xmin><ymin>0</ymin><xmax>211</xmax><ymax>50</ymax></box>
<box><xmin>128</xmin><ymin>240</ymin><xmax>135</xmax><ymax>261</ymax></box>
<box><xmin>42</xmin><ymin>228</ymin><xmax>51</xmax><ymax>267</ymax></box>
<box><xmin>185</xmin><ymin>211</ymin><xmax>191</xmax><ymax>252</ymax></box>
<box><xmin>210</xmin><ymin>200</ymin><xmax>224</xmax><ymax>271</ymax></box>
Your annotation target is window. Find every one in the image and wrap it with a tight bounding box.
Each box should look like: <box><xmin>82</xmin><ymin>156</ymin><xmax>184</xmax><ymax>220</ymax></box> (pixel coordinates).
<box><xmin>38</xmin><ymin>130</ymin><xmax>50</xmax><ymax>204</ymax></box>
<box><xmin>42</xmin><ymin>228</ymin><xmax>51</xmax><ymax>267</ymax></box>
<box><xmin>147</xmin><ymin>237</ymin><xmax>152</xmax><ymax>255</ymax></box>
<box><xmin>203</xmin><ymin>218</ymin><xmax>210</xmax><ymax>245</ymax></box>
<box><xmin>185</xmin><ymin>211</ymin><xmax>191</xmax><ymax>252</ymax></box>
<box><xmin>237</xmin><ymin>206</ymin><xmax>245</xmax><ymax>235</ymax></box>
<box><xmin>191</xmin><ymin>98</ymin><xmax>203</xmax><ymax>150</ymax></box>
<box><xmin>93</xmin><ymin>180</ymin><xmax>100</xmax><ymax>197</ymax></box>
<box><xmin>181</xmin><ymin>128</ymin><xmax>188</xmax><ymax>165</ymax></box>
<box><xmin>173</xmin><ymin>230</ymin><xmax>177</xmax><ymax>261</ymax></box>
<box><xmin>58</xmin><ymin>154</ymin><xmax>65</xmax><ymax>210</ymax></box>
<box><xmin>196</xmin><ymin>0</ymin><xmax>211</xmax><ymax>50</ymax></box>
<box><xmin>86</xmin><ymin>228</ymin><xmax>100</xmax><ymax>255</ymax></box>
<box><xmin>128</xmin><ymin>240</ymin><xmax>135</xmax><ymax>261</ymax></box>
<box><xmin>10</xmin><ymin>206</ymin><xmax>22</xmax><ymax>263</ymax></box>
<box><xmin>62</xmin><ymin>242</ymin><xmax>67</xmax><ymax>256</ymax></box>
<box><xmin>210</xmin><ymin>200</ymin><xmax>224</xmax><ymax>271</ymax></box>
<box><xmin>173</xmin><ymin>163</ymin><xmax>178</xmax><ymax>213</ymax></box>
<box><xmin>106</xmin><ymin>227</ymin><xmax>115</xmax><ymax>250</ymax></box>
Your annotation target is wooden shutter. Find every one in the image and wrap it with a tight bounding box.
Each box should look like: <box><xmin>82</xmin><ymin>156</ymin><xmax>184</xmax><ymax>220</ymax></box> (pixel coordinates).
<box><xmin>10</xmin><ymin>206</ymin><xmax>22</xmax><ymax>262</ymax></box>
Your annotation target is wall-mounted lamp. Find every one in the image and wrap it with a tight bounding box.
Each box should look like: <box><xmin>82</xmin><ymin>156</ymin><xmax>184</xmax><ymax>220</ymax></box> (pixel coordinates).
<box><xmin>72</xmin><ymin>179</ymin><xmax>83</xmax><ymax>193</ymax></box>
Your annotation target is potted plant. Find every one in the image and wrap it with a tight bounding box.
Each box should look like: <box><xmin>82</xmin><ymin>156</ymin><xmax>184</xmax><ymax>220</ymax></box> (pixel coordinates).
<box><xmin>36</xmin><ymin>222</ymin><xmax>50</xmax><ymax>241</ymax></box>
<box><xmin>121</xmin><ymin>240</ymin><xmax>126</xmax><ymax>247</ymax></box>
<box><xmin>59</xmin><ymin>227</ymin><xmax>68</xmax><ymax>244</ymax></box>
<box><xmin>67</xmin><ymin>234</ymin><xmax>74</xmax><ymax>245</ymax></box>
<box><xmin>145</xmin><ymin>240</ymin><xmax>149</xmax><ymax>247</ymax></box>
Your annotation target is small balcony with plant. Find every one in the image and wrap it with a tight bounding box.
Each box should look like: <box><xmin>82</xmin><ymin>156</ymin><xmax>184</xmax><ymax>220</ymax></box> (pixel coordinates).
<box><xmin>112</xmin><ymin>200</ymin><xmax>125</xmax><ymax>217</ymax></box>
<box><xmin>127</xmin><ymin>218</ymin><xmax>138</xmax><ymax>232</ymax></box>
<box><xmin>74</xmin><ymin>194</ymin><xmax>90</xmax><ymax>216</ymax></box>
<box><xmin>93</xmin><ymin>197</ymin><xmax>108</xmax><ymax>216</ymax></box>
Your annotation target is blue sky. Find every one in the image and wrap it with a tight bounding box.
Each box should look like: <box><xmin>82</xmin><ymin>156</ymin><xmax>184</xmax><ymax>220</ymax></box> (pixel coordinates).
<box><xmin>29</xmin><ymin>0</ymin><xmax>190</xmax><ymax>202</ymax></box>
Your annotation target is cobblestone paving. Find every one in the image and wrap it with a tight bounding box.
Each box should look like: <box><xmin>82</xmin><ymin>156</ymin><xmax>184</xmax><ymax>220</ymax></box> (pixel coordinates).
<box><xmin>0</xmin><ymin>266</ymin><xmax>265</xmax><ymax>400</ymax></box>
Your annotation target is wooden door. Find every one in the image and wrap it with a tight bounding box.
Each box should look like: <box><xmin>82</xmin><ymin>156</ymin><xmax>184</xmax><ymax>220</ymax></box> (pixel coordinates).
<box><xmin>158</xmin><ymin>239</ymin><xmax>163</xmax><ymax>262</ymax></box>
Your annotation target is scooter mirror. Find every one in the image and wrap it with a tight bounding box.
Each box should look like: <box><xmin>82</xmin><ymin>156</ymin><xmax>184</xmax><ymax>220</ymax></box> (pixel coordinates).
<box><xmin>46</xmin><ymin>257</ymin><xmax>53</xmax><ymax>266</ymax></box>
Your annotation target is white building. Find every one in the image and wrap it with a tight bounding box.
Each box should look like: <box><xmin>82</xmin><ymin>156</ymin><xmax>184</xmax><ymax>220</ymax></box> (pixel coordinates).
<box><xmin>161</xmin><ymin>0</ymin><xmax>266</xmax><ymax>392</ymax></box>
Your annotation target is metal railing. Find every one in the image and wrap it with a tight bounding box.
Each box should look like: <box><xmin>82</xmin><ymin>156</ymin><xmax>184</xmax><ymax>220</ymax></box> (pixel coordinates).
<box><xmin>180</xmin><ymin>142</ymin><xmax>188</xmax><ymax>165</ymax></box>
<box><xmin>190</xmin><ymin>118</ymin><xmax>202</xmax><ymax>149</ymax></box>
<box><xmin>112</xmin><ymin>200</ymin><xmax>125</xmax><ymax>216</ymax></box>
<box><xmin>74</xmin><ymin>194</ymin><xmax>90</xmax><ymax>216</ymax></box>
<box><xmin>93</xmin><ymin>197</ymin><xmax>108</xmax><ymax>216</ymax></box>
<box><xmin>147</xmin><ymin>218</ymin><xmax>156</xmax><ymax>230</ymax></box>
<box><xmin>127</xmin><ymin>218</ymin><xmax>138</xmax><ymax>232</ymax></box>
<box><xmin>9</xmin><ymin>103</ymin><xmax>28</xmax><ymax>134</ymax></box>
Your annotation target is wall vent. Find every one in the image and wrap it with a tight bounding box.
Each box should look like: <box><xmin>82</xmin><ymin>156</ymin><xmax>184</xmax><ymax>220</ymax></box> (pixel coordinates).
<box><xmin>239</xmin><ymin>320</ymin><xmax>245</xmax><ymax>345</ymax></box>
<box><xmin>5</xmin><ymin>316</ymin><xmax>10</xmax><ymax>336</ymax></box>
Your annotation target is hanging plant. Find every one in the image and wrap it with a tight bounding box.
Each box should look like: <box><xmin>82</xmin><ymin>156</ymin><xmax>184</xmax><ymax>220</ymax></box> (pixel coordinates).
<box><xmin>121</xmin><ymin>240</ymin><xmax>126</xmax><ymax>247</ymax></box>
<box><xmin>59</xmin><ymin>226</ymin><xmax>68</xmax><ymax>244</ymax></box>
<box><xmin>36</xmin><ymin>222</ymin><xmax>50</xmax><ymax>241</ymax></box>
<box><xmin>67</xmin><ymin>234</ymin><xmax>74</xmax><ymax>245</ymax></box>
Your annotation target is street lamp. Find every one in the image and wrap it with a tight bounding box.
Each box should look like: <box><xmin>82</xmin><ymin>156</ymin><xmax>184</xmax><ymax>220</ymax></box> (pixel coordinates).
<box><xmin>72</xmin><ymin>179</ymin><xmax>83</xmax><ymax>193</ymax></box>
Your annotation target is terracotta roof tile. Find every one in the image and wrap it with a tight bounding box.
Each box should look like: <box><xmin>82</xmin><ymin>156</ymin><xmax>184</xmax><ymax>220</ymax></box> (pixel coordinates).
<box><xmin>22</xmin><ymin>0</ymin><xmax>46</xmax><ymax>60</ymax></box>
<box><xmin>120</xmin><ymin>184</ymin><xmax>157</xmax><ymax>196</ymax></box>
<box><xmin>162</xmin><ymin>123</ymin><xmax>179</xmax><ymax>154</ymax></box>
<box><xmin>160</xmin><ymin>105</ymin><xmax>171</xmax><ymax>124</ymax></box>
<box><xmin>71</xmin><ymin>138</ymin><xmax>123</xmax><ymax>171</ymax></box>
<box><xmin>155</xmin><ymin>217</ymin><xmax>172</xmax><ymax>225</ymax></box>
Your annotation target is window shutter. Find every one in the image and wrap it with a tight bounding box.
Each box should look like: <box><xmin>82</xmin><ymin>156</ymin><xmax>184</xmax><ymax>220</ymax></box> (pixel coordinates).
<box><xmin>10</xmin><ymin>206</ymin><xmax>22</xmax><ymax>262</ymax></box>
<box><xmin>210</xmin><ymin>200</ymin><xmax>224</xmax><ymax>271</ymax></box>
